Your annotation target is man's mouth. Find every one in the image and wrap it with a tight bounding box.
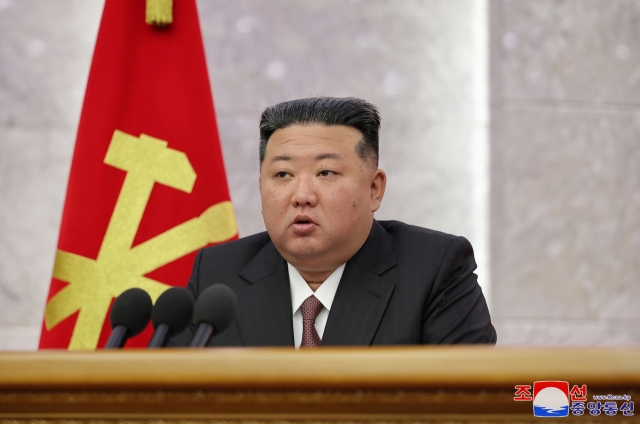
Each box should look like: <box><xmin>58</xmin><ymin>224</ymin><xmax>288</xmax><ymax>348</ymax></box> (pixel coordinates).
<box><xmin>291</xmin><ymin>215</ymin><xmax>317</xmax><ymax>234</ymax></box>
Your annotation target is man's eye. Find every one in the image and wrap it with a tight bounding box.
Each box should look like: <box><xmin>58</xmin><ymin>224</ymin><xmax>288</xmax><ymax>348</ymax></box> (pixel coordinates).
<box><xmin>275</xmin><ymin>171</ymin><xmax>289</xmax><ymax>178</ymax></box>
<box><xmin>318</xmin><ymin>170</ymin><xmax>334</xmax><ymax>177</ymax></box>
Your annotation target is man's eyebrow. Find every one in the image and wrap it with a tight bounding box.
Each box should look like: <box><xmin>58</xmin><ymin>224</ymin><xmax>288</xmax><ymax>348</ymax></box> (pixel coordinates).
<box><xmin>315</xmin><ymin>153</ymin><xmax>343</xmax><ymax>161</ymax></box>
<box><xmin>270</xmin><ymin>155</ymin><xmax>292</xmax><ymax>163</ymax></box>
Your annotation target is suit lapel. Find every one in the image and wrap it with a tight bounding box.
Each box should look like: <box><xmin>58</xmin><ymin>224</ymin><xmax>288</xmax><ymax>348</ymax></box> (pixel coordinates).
<box><xmin>236</xmin><ymin>241</ymin><xmax>294</xmax><ymax>346</ymax></box>
<box><xmin>322</xmin><ymin>221</ymin><xmax>396</xmax><ymax>346</ymax></box>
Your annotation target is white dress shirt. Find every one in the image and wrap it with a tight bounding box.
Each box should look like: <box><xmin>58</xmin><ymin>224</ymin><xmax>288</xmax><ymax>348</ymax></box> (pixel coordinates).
<box><xmin>288</xmin><ymin>262</ymin><xmax>345</xmax><ymax>349</ymax></box>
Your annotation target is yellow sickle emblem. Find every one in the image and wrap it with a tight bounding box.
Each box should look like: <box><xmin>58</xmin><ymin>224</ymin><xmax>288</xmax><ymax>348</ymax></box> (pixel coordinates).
<box><xmin>45</xmin><ymin>130</ymin><xmax>237</xmax><ymax>350</ymax></box>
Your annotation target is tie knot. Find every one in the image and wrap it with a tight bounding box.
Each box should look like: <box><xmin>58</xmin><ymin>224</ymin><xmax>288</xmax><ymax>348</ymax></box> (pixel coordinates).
<box><xmin>300</xmin><ymin>295</ymin><xmax>323</xmax><ymax>321</ymax></box>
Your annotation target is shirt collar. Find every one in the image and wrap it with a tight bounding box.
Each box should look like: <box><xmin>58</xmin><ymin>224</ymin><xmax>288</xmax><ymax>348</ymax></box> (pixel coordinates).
<box><xmin>288</xmin><ymin>263</ymin><xmax>346</xmax><ymax>314</ymax></box>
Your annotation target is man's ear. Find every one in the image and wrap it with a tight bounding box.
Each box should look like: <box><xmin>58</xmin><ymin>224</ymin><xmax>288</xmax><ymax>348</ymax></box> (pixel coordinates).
<box><xmin>370</xmin><ymin>168</ymin><xmax>386</xmax><ymax>212</ymax></box>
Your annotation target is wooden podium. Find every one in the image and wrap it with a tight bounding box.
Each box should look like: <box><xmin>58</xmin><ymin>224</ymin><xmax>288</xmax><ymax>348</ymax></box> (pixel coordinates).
<box><xmin>1</xmin><ymin>347</ymin><xmax>639</xmax><ymax>423</ymax></box>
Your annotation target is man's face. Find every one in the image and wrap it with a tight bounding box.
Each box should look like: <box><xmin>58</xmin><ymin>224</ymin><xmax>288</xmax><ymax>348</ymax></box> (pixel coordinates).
<box><xmin>259</xmin><ymin>124</ymin><xmax>386</xmax><ymax>273</ymax></box>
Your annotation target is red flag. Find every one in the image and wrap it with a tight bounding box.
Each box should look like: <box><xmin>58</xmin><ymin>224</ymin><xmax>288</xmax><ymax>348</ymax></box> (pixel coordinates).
<box><xmin>39</xmin><ymin>0</ymin><xmax>237</xmax><ymax>350</ymax></box>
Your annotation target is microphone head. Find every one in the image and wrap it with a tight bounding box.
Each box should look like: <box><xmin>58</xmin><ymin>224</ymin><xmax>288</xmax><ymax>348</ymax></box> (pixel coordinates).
<box><xmin>193</xmin><ymin>284</ymin><xmax>238</xmax><ymax>334</ymax></box>
<box><xmin>110</xmin><ymin>288</ymin><xmax>153</xmax><ymax>337</ymax></box>
<box><xmin>151</xmin><ymin>287</ymin><xmax>195</xmax><ymax>335</ymax></box>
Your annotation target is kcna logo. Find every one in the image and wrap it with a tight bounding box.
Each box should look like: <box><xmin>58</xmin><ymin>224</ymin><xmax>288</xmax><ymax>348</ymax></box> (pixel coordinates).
<box><xmin>531</xmin><ymin>381</ymin><xmax>570</xmax><ymax>417</ymax></box>
<box><xmin>514</xmin><ymin>381</ymin><xmax>634</xmax><ymax>418</ymax></box>
<box><xmin>515</xmin><ymin>381</ymin><xmax>571</xmax><ymax>417</ymax></box>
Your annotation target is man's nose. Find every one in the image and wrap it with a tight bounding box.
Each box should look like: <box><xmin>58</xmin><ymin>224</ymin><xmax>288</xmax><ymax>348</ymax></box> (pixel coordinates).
<box><xmin>291</xmin><ymin>175</ymin><xmax>318</xmax><ymax>207</ymax></box>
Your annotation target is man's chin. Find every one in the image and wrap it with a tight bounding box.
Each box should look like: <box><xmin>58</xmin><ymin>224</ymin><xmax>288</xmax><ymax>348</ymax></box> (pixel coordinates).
<box><xmin>280</xmin><ymin>239</ymin><xmax>328</xmax><ymax>264</ymax></box>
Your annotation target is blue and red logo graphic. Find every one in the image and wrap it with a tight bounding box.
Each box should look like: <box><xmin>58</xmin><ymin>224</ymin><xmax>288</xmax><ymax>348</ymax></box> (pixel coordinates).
<box><xmin>532</xmin><ymin>381</ymin><xmax>570</xmax><ymax>417</ymax></box>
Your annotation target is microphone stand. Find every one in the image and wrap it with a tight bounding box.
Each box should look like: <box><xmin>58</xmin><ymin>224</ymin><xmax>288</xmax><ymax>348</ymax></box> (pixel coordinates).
<box><xmin>147</xmin><ymin>323</ymin><xmax>171</xmax><ymax>348</ymax></box>
<box><xmin>190</xmin><ymin>323</ymin><xmax>214</xmax><ymax>347</ymax></box>
<box><xmin>105</xmin><ymin>325</ymin><xmax>129</xmax><ymax>349</ymax></box>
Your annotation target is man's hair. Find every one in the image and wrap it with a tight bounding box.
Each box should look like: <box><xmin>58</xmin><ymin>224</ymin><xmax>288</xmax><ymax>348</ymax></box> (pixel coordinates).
<box><xmin>259</xmin><ymin>97</ymin><xmax>381</xmax><ymax>167</ymax></box>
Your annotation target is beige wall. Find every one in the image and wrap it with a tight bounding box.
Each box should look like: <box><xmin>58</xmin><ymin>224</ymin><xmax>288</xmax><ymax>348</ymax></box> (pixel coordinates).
<box><xmin>0</xmin><ymin>0</ymin><xmax>103</xmax><ymax>348</ymax></box>
<box><xmin>490</xmin><ymin>0</ymin><xmax>640</xmax><ymax>345</ymax></box>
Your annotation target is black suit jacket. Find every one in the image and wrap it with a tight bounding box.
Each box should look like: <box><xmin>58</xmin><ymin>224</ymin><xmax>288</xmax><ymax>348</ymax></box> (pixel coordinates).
<box><xmin>170</xmin><ymin>220</ymin><xmax>496</xmax><ymax>347</ymax></box>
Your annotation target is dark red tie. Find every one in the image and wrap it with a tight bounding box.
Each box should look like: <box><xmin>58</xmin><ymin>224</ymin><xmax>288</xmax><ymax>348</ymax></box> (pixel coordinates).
<box><xmin>300</xmin><ymin>295</ymin><xmax>323</xmax><ymax>348</ymax></box>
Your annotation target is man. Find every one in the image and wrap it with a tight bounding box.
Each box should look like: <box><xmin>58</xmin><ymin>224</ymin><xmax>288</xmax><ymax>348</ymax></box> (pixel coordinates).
<box><xmin>172</xmin><ymin>97</ymin><xmax>496</xmax><ymax>347</ymax></box>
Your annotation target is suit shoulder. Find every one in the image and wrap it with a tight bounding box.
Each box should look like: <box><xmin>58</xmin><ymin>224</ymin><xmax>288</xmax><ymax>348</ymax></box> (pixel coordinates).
<box><xmin>378</xmin><ymin>220</ymin><xmax>464</xmax><ymax>245</ymax></box>
<box><xmin>377</xmin><ymin>220</ymin><xmax>474</xmax><ymax>264</ymax></box>
<box><xmin>199</xmin><ymin>231</ymin><xmax>272</xmax><ymax>265</ymax></box>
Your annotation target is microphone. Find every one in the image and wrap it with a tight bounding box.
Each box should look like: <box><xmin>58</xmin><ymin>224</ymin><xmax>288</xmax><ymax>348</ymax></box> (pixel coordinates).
<box><xmin>147</xmin><ymin>287</ymin><xmax>195</xmax><ymax>348</ymax></box>
<box><xmin>105</xmin><ymin>288</ymin><xmax>153</xmax><ymax>349</ymax></box>
<box><xmin>189</xmin><ymin>284</ymin><xmax>238</xmax><ymax>347</ymax></box>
